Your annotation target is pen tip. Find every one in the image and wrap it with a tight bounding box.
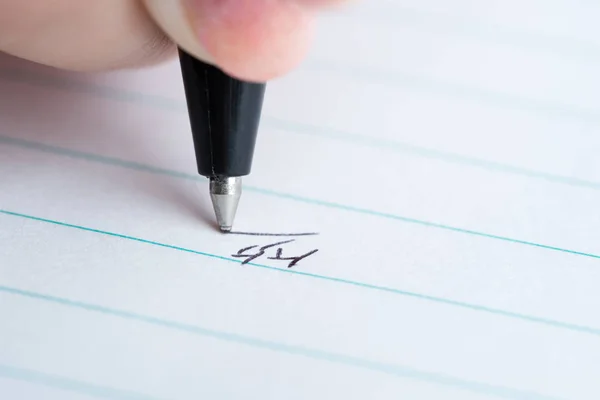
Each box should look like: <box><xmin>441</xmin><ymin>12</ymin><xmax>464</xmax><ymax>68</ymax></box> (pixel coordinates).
<box><xmin>209</xmin><ymin>176</ymin><xmax>242</xmax><ymax>233</ymax></box>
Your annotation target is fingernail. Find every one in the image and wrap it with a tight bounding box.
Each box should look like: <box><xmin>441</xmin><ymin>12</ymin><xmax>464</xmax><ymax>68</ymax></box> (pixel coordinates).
<box><xmin>181</xmin><ymin>0</ymin><xmax>315</xmax><ymax>81</ymax></box>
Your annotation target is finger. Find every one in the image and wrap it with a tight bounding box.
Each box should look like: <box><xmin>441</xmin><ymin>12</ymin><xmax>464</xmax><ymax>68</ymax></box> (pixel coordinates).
<box><xmin>0</xmin><ymin>0</ymin><xmax>176</xmax><ymax>71</ymax></box>
<box><xmin>143</xmin><ymin>0</ymin><xmax>351</xmax><ymax>82</ymax></box>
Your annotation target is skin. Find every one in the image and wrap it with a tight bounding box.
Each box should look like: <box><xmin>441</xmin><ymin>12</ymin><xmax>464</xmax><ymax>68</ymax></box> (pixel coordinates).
<box><xmin>0</xmin><ymin>0</ymin><xmax>351</xmax><ymax>81</ymax></box>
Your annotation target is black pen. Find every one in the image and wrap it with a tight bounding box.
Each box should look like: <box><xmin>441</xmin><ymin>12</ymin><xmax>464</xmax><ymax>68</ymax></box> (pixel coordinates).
<box><xmin>178</xmin><ymin>48</ymin><xmax>266</xmax><ymax>232</ymax></box>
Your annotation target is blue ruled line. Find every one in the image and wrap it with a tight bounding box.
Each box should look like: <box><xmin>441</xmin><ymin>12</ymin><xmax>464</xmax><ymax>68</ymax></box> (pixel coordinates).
<box><xmin>2</xmin><ymin>135</ymin><xmax>600</xmax><ymax>262</ymax></box>
<box><xmin>265</xmin><ymin>117</ymin><xmax>600</xmax><ymax>191</ymax></box>
<box><xmin>4</xmin><ymin>66</ymin><xmax>600</xmax><ymax>195</ymax></box>
<box><xmin>0</xmin><ymin>364</ymin><xmax>163</xmax><ymax>400</ymax></box>
<box><xmin>1</xmin><ymin>208</ymin><xmax>599</xmax><ymax>338</ymax></box>
<box><xmin>302</xmin><ymin>59</ymin><xmax>600</xmax><ymax>123</ymax></box>
<box><xmin>0</xmin><ymin>286</ymin><xmax>564</xmax><ymax>400</ymax></box>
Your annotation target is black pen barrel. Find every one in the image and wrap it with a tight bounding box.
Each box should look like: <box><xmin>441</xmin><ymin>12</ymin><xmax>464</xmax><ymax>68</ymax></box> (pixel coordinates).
<box><xmin>178</xmin><ymin>49</ymin><xmax>266</xmax><ymax>178</ymax></box>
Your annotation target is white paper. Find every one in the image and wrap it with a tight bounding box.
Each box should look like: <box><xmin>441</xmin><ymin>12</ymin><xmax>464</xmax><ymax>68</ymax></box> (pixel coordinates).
<box><xmin>1</xmin><ymin>1</ymin><xmax>600</xmax><ymax>399</ymax></box>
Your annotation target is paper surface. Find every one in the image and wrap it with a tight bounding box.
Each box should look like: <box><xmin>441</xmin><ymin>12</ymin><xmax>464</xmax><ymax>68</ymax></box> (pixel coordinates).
<box><xmin>1</xmin><ymin>1</ymin><xmax>600</xmax><ymax>399</ymax></box>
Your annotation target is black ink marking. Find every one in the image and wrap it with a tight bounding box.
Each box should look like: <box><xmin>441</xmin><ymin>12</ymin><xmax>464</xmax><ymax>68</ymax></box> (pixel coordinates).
<box><xmin>227</xmin><ymin>231</ymin><xmax>319</xmax><ymax>237</ymax></box>
<box><xmin>236</xmin><ymin>245</ymin><xmax>259</xmax><ymax>254</ymax></box>
<box><xmin>267</xmin><ymin>248</ymin><xmax>319</xmax><ymax>268</ymax></box>
<box><xmin>232</xmin><ymin>239</ymin><xmax>296</xmax><ymax>265</ymax></box>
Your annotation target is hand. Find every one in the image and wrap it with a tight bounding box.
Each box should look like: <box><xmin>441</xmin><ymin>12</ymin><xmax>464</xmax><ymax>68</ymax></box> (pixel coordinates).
<box><xmin>0</xmin><ymin>0</ymin><xmax>348</xmax><ymax>81</ymax></box>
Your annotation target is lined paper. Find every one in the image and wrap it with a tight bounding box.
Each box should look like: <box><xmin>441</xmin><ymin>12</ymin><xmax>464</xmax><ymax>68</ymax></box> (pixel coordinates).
<box><xmin>1</xmin><ymin>1</ymin><xmax>600</xmax><ymax>398</ymax></box>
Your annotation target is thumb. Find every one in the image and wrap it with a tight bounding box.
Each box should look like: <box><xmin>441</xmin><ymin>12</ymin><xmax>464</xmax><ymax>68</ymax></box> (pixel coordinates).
<box><xmin>142</xmin><ymin>0</ymin><xmax>315</xmax><ymax>82</ymax></box>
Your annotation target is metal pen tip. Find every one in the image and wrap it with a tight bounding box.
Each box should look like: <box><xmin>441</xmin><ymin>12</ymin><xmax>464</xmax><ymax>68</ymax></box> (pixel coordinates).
<box><xmin>209</xmin><ymin>176</ymin><xmax>242</xmax><ymax>232</ymax></box>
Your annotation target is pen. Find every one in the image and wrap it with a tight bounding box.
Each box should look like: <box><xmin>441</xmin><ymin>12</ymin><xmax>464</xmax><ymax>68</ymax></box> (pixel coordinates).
<box><xmin>178</xmin><ymin>48</ymin><xmax>266</xmax><ymax>232</ymax></box>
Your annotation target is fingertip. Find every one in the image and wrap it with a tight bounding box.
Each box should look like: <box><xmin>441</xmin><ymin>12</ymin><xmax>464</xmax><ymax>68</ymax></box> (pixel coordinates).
<box><xmin>184</xmin><ymin>0</ymin><xmax>315</xmax><ymax>82</ymax></box>
<box><xmin>145</xmin><ymin>0</ymin><xmax>320</xmax><ymax>82</ymax></box>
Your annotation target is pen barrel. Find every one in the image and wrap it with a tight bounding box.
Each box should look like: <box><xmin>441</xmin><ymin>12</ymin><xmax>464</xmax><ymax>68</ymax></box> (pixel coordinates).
<box><xmin>179</xmin><ymin>49</ymin><xmax>266</xmax><ymax>178</ymax></box>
